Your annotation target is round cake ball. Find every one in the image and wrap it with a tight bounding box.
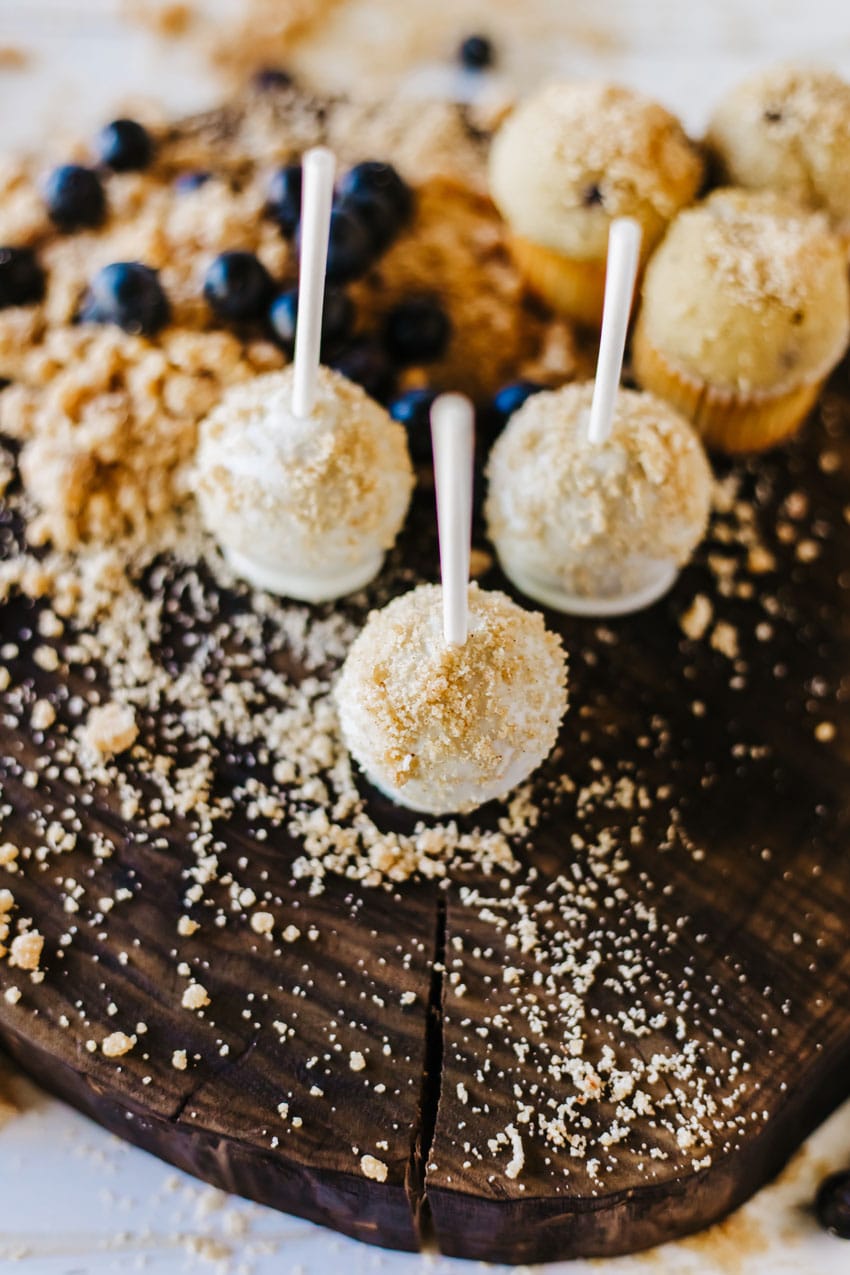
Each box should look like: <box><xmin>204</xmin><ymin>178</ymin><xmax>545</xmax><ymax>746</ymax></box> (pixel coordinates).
<box><xmin>193</xmin><ymin>366</ymin><xmax>414</xmax><ymax>602</ymax></box>
<box><xmin>334</xmin><ymin>583</ymin><xmax>568</xmax><ymax>816</ymax></box>
<box><xmin>485</xmin><ymin>382</ymin><xmax>712</xmax><ymax>616</ymax></box>
<box><xmin>489</xmin><ymin>81</ymin><xmax>703</xmax><ymax>325</ymax></box>
<box><xmin>633</xmin><ymin>188</ymin><xmax>850</xmax><ymax>453</ymax></box>
<box><xmin>707</xmin><ymin>64</ymin><xmax>850</xmax><ymax>235</ymax></box>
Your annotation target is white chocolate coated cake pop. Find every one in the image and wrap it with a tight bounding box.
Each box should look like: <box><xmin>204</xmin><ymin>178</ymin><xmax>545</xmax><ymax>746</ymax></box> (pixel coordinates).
<box><xmin>486</xmin><ymin>381</ymin><xmax>712</xmax><ymax>615</ymax></box>
<box><xmin>192</xmin><ymin>146</ymin><xmax>413</xmax><ymax>601</ymax></box>
<box><xmin>194</xmin><ymin>365</ymin><xmax>414</xmax><ymax>601</ymax></box>
<box><xmin>334</xmin><ymin>395</ymin><xmax>568</xmax><ymax>816</ymax></box>
<box><xmin>486</xmin><ymin>218</ymin><xmax>711</xmax><ymax>616</ymax></box>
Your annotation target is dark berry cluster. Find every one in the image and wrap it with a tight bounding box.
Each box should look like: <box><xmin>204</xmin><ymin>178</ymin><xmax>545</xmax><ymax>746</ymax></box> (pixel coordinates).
<box><xmin>42</xmin><ymin>116</ymin><xmax>155</xmax><ymax>233</ymax></box>
<box><xmin>0</xmin><ymin>115</ymin><xmax>160</xmax><ymax>325</ymax></box>
<box><xmin>261</xmin><ymin>157</ymin><xmax>453</xmax><ymax>403</ymax></box>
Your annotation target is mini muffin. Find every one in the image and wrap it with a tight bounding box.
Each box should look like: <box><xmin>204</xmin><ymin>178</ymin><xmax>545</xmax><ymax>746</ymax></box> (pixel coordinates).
<box><xmin>486</xmin><ymin>382</ymin><xmax>712</xmax><ymax>616</ymax></box>
<box><xmin>488</xmin><ymin>81</ymin><xmax>703</xmax><ymax>326</ymax></box>
<box><xmin>707</xmin><ymin>64</ymin><xmax>850</xmax><ymax>240</ymax></box>
<box><xmin>632</xmin><ymin>189</ymin><xmax>850</xmax><ymax>453</ymax></box>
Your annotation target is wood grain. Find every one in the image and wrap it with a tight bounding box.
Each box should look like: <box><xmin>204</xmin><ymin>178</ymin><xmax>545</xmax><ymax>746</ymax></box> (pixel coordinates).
<box><xmin>2</xmin><ymin>373</ymin><xmax>850</xmax><ymax>1262</ymax></box>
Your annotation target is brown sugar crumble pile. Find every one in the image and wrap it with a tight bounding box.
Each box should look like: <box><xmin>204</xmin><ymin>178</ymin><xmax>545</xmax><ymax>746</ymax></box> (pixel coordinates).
<box><xmin>0</xmin><ymin>77</ymin><xmax>848</xmax><ymax>1244</ymax></box>
<box><xmin>0</xmin><ymin>79</ymin><xmax>573</xmax><ymax>551</ymax></box>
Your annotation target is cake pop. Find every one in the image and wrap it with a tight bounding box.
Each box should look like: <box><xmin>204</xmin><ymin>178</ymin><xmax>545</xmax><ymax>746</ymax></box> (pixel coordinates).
<box><xmin>335</xmin><ymin>394</ymin><xmax>568</xmax><ymax>816</ymax></box>
<box><xmin>193</xmin><ymin>147</ymin><xmax>413</xmax><ymax>601</ymax></box>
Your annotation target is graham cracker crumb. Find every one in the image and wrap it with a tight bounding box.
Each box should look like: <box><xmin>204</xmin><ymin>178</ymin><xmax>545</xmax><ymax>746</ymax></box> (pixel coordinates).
<box><xmin>9</xmin><ymin>929</ymin><xmax>43</xmax><ymax>971</ymax></box>
<box><xmin>84</xmin><ymin>703</ymin><xmax>139</xmax><ymax>757</ymax></box>
<box><xmin>360</xmin><ymin>1153</ymin><xmax>388</xmax><ymax>1183</ymax></box>
<box><xmin>680</xmin><ymin>594</ymin><xmax>713</xmax><ymax>641</ymax></box>
<box><xmin>102</xmin><ymin>1031</ymin><xmax>137</xmax><ymax>1058</ymax></box>
<box><xmin>182</xmin><ymin>981</ymin><xmax>210</xmax><ymax>1010</ymax></box>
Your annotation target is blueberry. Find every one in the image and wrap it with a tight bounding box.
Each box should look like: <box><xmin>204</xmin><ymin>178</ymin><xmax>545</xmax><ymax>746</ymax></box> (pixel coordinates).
<box><xmin>320</xmin><ymin>205</ymin><xmax>375</xmax><ymax>284</ymax></box>
<box><xmin>252</xmin><ymin>66</ymin><xmax>293</xmax><ymax>91</ymax></box>
<box><xmin>204</xmin><ymin>251</ymin><xmax>274</xmax><ymax>321</ymax></box>
<box><xmin>459</xmin><ymin>34</ymin><xmax>494</xmax><ymax>70</ymax></box>
<box><xmin>0</xmin><ymin>247</ymin><xmax>45</xmax><ymax>309</ymax></box>
<box><xmin>267</xmin><ymin>288</ymin><xmax>298</xmax><ymax>349</ymax></box>
<box><xmin>95</xmin><ymin>118</ymin><xmax>153</xmax><ymax>172</ymax></box>
<box><xmin>268</xmin><ymin>285</ymin><xmax>355</xmax><ymax>356</ymax></box>
<box><xmin>43</xmin><ymin>164</ymin><xmax>106</xmax><ymax>231</ymax></box>
<box><xmin>174</xmin><ymin>170</ymin><xmax>211</xmax><ymax>193</ymax></box>
<box><xmin>492</xmin><ymin>379</ymin><xmax>546</xmax><ymax>424</ymax></box>
<box><xmin>78</xmin><ymin>262</ymin><xmax>169</xmax><ymax>335</ymax></box>
<box><xmin>389</xmin><ymin>388</ymin><xmax>437</xmax><ymax>464</ymax></box>
<box><xmin>332</xmin><ymin>339</ymin><xmax>395</xmax><ymax>402</ymax></box>
<box><xmin>266</xmin><ymin>164</ymin><xmax>302</xmax><ymax>237</ymax></box>
<box><xmin>338</xmin><ymin>162</ymin><xmax>412</xmax><ymax>250</ymax></box>
<box><xmin>383</xmin><ymin>298</ymin><xmax>451</xmax><ymax>365</ymax></box>
<box><xmin>816</xmin><ymin>1171</ymin><xmax>850</xmax><ymax>1239</ymax></box>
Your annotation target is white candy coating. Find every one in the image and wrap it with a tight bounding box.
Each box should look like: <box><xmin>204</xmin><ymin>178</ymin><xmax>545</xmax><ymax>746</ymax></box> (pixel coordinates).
<box><xmin>193</xmin><ymin>366</ymin><xmax>414</xmax><ymax>602</ymax></box>
<box><xmin>485</xmin><ymin>382</ymin><xmax>712</xmax><ymax>616</ymax></box>
<box><xmin>334</xmin><ymin>583</ymin><xmax>568</xmax><ymax>816</ymax></box>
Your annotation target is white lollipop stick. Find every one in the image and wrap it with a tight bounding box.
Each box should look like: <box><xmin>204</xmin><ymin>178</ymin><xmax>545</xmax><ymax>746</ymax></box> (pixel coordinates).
<box><xmin>430</xmin><ymin>393</ymin><xmax>474</xmax><ymax>647</ymax></box>
<box><xmin>587</xmin><ymin>217</ymin><xmax>642</xmax><ymax>445</ymax></box>
<box><xmin>292</xmin><ymin>146</ymin><xmax>336</xmax><ymax>419</ymax></box>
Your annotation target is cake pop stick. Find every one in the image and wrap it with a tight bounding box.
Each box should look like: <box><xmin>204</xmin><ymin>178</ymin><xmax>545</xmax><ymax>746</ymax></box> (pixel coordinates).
<box><xmin>430</xmin><ymin>393</ymin><xmax>474</xmax><ymax>646</ymax></box>
<box><xmin>587</xmin><ymin>217</ymin><xmax>642</xmax><ymax>445</ymax></box>
<box><xmin>292</xmin><ymin>146</ymin><xmax>336</xmax><ymax>419</ymax></box>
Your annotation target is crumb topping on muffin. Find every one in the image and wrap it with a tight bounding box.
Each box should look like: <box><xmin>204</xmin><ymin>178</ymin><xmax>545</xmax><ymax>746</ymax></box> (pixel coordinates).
<box><xmin>489</xmin><ymin>81</ymin><xmax>703</xmax><ymax>259</ymax></box>
<box><xmin>707</xmin><ymin>64</ymin><xmax>850</xmax><ymax>232</ymax></box>
<box><xmin>636</xmin><ymin>189</ymin><xmax>850</xmax><ymax>394</ymax></box>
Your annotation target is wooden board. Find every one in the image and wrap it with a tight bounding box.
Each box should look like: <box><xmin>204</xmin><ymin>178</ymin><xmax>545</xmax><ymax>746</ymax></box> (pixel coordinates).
<box><xmin>2</xmin><ymin>371</ymin><xmax>850</xmax><ymax>1264</ymax></box>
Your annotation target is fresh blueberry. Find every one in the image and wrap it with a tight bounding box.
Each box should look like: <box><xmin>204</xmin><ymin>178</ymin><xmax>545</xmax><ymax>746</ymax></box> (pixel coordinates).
<box><xmin>174</xmin><ymin>170</ymin><xmax>211</xmax><ymax>193</ymax></box>
<box><xmin>389</xmin><ymin>388</ymin><xmax>437</xmax><ymax>464</ymax></box>
<box><xmin>252</xmin><ymin>66</ymin><xmax>293</xmax><ymax>91</ymax></box>
<box><xmin>816</xmin><ymin>1171</ymin><xmax>850</xmax><ymax>1239</ymax></box>
<box><xmin>43</xmin><ymin>164</ymin><xmax>106</xmax><ymax>231</ymax></box>
<box><xmin>338</xmin><ymin>162</ymin><xmax>412</xmax><ymax>250</ymax></box>
<box><xmin>491</xmin><ymin>379</ymin><xmax>546</xmax><ymax>424</ymax></box>
<box><xmin>95</xmin><ymin>118</ymin><xmax>154</xmax><ymax>172</ymax></box>
<box><xmin>268</xmin><ymin>285</ymin><xmax>355</xmax><ymax>355</ymax></box>
<box><xmin>204</xmin><ymin>251</ymin><xmax>275</xmax><ymax>321</ymax></box>
<box><xmin>266</xmin><ymin>164</ymin><xmax>302</xmax><ymax>237</ymax></box>
<box><xmin>383</xmin><ymin>298</ymin><xmax>451</xmax><ymax>365</ymax></box>
<box><xmin>0</xmin><ymin>247</ymin><xmax>45</xmax><ymax>308</ymax></box>
<box><xmin>459</xmin><ymin>34</ymin><xmax>494</xmax><ymax>70</ymax></box>
<box><xmin>267</xmin><ymin>288</ymin><xmax>298</xmax><ymax>349</ymax></box>
<box><xmin>78</xmin><ymin>262</ymin><xmax>169</xmax><ymax>335</ymax></box>
<box><xmin>323</xmin><ymin>204</ymin><xmax>375</xmax><ymax>283</ymax></box>
<box><xmin>332</xmin><ymin>339</ymin><xmax>395</xmax><ymax>402</ymax></box>
<box><xmin>319</xmin><ymin>287</ymin><xmax>356</xmax><ymax>352</ymax></box>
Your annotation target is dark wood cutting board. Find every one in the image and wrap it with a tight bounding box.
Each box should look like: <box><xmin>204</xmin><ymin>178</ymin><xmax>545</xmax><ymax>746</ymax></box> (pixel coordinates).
<box><xmin>1</xmin><ymin>368</ymin><xmax>850</xmax><ymax>1263</ymax></box>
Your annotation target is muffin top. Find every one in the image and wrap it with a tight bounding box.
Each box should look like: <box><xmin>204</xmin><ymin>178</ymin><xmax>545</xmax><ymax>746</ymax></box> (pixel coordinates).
<box><xmin>485</xmin><ymin>381</ymin><xmax>712</xmax><ymax>582</ymax></box>
<box><xmin>636</xmin><ymin>189</ymin><xmax>850</xmax><ymax>394</ymax></box>
<box><xmin>707</xmin><ymin>64</ymin><xmax>850</xmax><ymax>233</ymax></box>
<box><xmin>488</xmin><ymin>81</ymin><xmax>703</xmax><ymax>261</ymax></box>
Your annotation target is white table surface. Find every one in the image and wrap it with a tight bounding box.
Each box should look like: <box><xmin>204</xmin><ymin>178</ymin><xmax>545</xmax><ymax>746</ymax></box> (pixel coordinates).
<box><xmin>2</xmin><ymin>2</ymin><xmax>850</xmax><ymax>1272</ymax></box>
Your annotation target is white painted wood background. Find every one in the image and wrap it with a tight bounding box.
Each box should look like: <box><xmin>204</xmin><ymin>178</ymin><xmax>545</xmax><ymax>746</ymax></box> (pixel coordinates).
<box><xmin>2</xmin><ymin>2</ymin><xmax>850</xmax><ymax>1271</ymax></box>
